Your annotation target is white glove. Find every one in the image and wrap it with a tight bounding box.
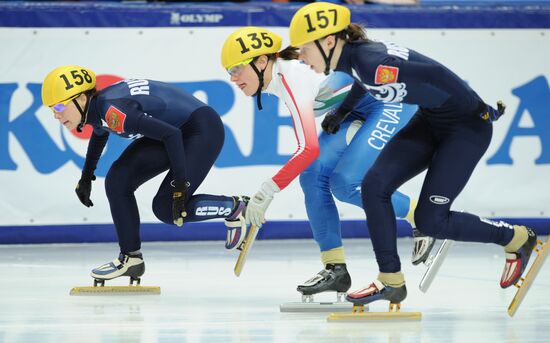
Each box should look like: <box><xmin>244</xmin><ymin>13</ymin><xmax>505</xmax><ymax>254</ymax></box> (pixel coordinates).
<box><xmin>246</xmin><ymin>179</ymin><xmax>280</xmax><ymax>228</ymax></box>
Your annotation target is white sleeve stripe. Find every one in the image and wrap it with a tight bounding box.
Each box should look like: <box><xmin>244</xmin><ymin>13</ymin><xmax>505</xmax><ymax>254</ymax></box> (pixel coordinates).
<box><xmin>280</xmin><ymin>74</ymin><xmax>307</xmax><ymax>162</ymax></box>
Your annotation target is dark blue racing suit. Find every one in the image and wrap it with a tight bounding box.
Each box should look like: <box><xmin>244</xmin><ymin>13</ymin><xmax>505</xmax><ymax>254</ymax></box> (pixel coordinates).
<box><xmin>83</xmin><ymin>79</ymin><xmax>235</xmax><ymax>253</ymax></box>
<box><xmin>336</xmin><ymin>40</ymin><xmax>515</xmax><ymax>273</ymax></box>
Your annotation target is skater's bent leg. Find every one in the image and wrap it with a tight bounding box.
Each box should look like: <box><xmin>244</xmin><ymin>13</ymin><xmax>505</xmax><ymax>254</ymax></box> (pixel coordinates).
<box><xmin>300</xmin><ymin>166</ymin><xmax>342</xmax><ymax>253</ymax></box>
<box><xmin>106</xmin><ymin>138</ymin><xmax>170</xmax><ymax>253</ymax></box>
<box><xmin>362</xmin><ymin>116</ymin><xmax>436</xmax><ymax>273</ymax></box>
<box><xmin>301</xmin><ymin>130</ymin><xmax>347</xmax><ymax>253</ymax></box>
<box><xmin>330</xmin><ymin>103</ymin><xmax>418</xmax><ymax>210</ymax></box>
<box><xmin>296</xmin><ymin>131</ymin><xmax>354</xmax><ymax>296</ymax></box>
<box><xmin>152</xmin><ymin>107</ymin><xmax>235</xmax><ymax>224</ymax></box>
<box><xmin>414</xmin><ymin>119</ymin><xmax>514</xmax><ymax>246</ymax></box>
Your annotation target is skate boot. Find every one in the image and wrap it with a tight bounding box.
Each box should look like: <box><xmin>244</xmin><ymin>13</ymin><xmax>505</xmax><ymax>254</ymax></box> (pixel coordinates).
<box><xmin>500</xmin><ymin>226</ymin><xmax>537</xmax><ymax>288</ymax></box>
<box><xmin>297</xmin><ymin>263</ymin><xmax>352</xmax><ymax>303</ymax></box>
<box><xmin>91</xmin><ymin>252</ymin><xmax>145</xmax><ymax>286</ymax></box>
<box><xmin>346</xmin><ymin>273</ymin><xmax>407</xmax><ymax>312</ymax></box>
<box><xmin>412</xmin><ymin>228</ymin><xmax>436</xmax><ymax>265</ymax></box>
<box><xmin>330</xmin><ymin>280</ymin><xmax>422</xmax><ymax>321</ymax></box>
<box><xmin>225</xmin><ymin>196</ymin><xmax>249</xmax><ymax>250</ymax></box>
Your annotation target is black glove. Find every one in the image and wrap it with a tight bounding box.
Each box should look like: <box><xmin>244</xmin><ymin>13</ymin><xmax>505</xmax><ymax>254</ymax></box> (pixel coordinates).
<box><xmin>172</xmin><ymin>180</ymin><xmax>190</xmax><ymax>227</ymax></box>
<box><xmin>321</xmin><ymin>107</ymin><xmax>351</xmax><ymax>134</ymax></box>
<box><xmin>75</xmin><ymin>175</ymin><xmax>96</xmax><ymax>208</ymax></box>
<box><xmin>480</xmin><ymin>101</ymin><xmax>506</xmax><ymax>123</ymax></box>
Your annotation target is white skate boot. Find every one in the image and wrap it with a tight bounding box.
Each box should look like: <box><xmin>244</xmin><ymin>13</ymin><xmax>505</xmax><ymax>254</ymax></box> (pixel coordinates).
<box><xmin>225</xmin><ymin>196</ymin><xmax>249</xmax><ymax>250</ymax></box>
<box><xmin>70</xmin><ymin>252</ymin><xmax>159</xmax><ymax>295</ymax></box>
<box><xmin>412</xmin><ymin>228</ymin><xmax>436</xmax><ymax>265</ymax></box>
<box><xmin>224</xmin><ymin>196</ymin><xmax>259</xmax><ymax>277</ymax></box>
<box><xmin>91</xmin><ymin>252</ymin><xmax>145</xmax><ymax>286</ymax></box>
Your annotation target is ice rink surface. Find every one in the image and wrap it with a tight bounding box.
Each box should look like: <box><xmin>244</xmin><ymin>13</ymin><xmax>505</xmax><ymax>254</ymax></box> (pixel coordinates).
<box><xmin>1</xmin><ymin>237</ymin><xmax>549</xmax><ymax>343</ymax></box>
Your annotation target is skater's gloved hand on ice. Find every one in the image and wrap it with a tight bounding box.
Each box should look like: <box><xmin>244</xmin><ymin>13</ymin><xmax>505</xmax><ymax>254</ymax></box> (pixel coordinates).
<box><xmin>480</xmin><ymin>101</ymin><xmax>506</xmax><ymax>123</ymax></box>
<box><xmin>321</xmin><ymin>107</ymin><xmax>351</xmax><ymax>134</ymax></box>
<box><xmin>75</xmin><ymin>174</ymin><xmax>96</xmax><ymax>207</ymax></box>
<box><xmin>246</xmin><ymin>179</ymin><xmax>280</xmax><ymax>228</ymax></box>
<box><xmin>172</xmin><ymin>180</ymin><xmax>190</xmax><ymax>227</ymax></box>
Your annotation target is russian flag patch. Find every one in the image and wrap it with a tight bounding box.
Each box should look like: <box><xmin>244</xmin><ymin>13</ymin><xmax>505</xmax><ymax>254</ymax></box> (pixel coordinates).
<box><xmin>374</xmin><ymin>65</ymin><xmax>399</xmax><ymax>85</ymax></box>
<box><xmin>105</xmin><ymin>105</ymin><xmax>126</xmax><ymax>133</ymax></box>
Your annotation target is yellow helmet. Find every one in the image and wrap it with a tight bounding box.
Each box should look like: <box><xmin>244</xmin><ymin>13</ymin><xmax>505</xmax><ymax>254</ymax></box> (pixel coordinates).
<box><xmin>289</xmin><ymin>2</ymin><xmax>350</xmax><ymax>47</ymax></box>
<box><xmin>42</xmin><ymin>65</ymin><xmax>96</xmax><ymax>107</ymax></box>
<box><xmin>221</xmin><ymin>27</ymin><xmax>282</xmax><ymax>71</ymax></box>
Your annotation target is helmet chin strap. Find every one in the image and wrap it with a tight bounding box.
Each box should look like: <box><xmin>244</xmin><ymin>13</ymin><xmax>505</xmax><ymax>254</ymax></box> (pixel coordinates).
<box><xmin>73</xmin><ymin>93</ymin><xmax>92</xmax><ymax>133</ymax></box>
<box><xmin>249</xmin><ymin>58</ymin><xmax>267</xmax><ymax>111</ymax></box>
<box><xmin>314</xmin><ymin>36</ymin><xmax>338</xmax><ymax>75</ymax></box>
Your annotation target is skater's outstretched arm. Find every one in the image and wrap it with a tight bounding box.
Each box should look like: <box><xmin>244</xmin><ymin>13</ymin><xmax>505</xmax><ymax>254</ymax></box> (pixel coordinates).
<box><xmin>75</xmin><ymin>129</ymin><xmax>109</xmax><ymax>207</ymax></box>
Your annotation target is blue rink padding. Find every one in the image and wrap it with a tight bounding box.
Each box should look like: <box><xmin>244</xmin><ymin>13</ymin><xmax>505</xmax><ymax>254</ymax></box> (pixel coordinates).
<box><xmin>0</xmin><ymin>218</ymin><xmax>548</xmax><ymax>245</ymax></box>
<box><xmin>0</xmin><ymin>1</ymin><xmax>549</xmax><ymax>28</ymax></box>
<box><xmin>1</xmin><ymin>2</ymin><xmax>548</xmax><ymax>244</ymax></box>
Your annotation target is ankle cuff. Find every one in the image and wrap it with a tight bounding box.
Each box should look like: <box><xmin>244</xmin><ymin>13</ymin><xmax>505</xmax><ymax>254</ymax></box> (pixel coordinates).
<box><xmin>504</xmin><ymin>225</ymin><xmax>528</xmax><ymax>253</ymax></box>
<box><xmin>321</xmin><ymin>247</ymin><xmax>345</xmax><ymax>265</ymax></box>
<box><xmin>378</xmin><ymin>271</ymin><xmax>405</xmax><ymax>287</ymax></box>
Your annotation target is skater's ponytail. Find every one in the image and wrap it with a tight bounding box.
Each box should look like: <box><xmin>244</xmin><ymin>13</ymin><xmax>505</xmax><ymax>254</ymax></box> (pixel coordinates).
<box><xmin>336</xmin><ymin>23</ymin><xmax>368</xmax><ymax>43</ymax></box>
<box><xmin>266</xmin><ymin>46</ymin><xmax>300</xmax><ymax>62</ymax></box>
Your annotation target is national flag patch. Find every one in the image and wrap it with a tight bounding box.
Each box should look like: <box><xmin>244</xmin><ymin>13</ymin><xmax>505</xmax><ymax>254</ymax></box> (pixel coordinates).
<box><xmin>105</xmin><ymin>105</ymin><xmax>126</xmax><ymax>133</ymax></box>
<box><xmin>374</xmin><ymin>65</ymin><xmax>399</xmax><ymax>85</ymax></box>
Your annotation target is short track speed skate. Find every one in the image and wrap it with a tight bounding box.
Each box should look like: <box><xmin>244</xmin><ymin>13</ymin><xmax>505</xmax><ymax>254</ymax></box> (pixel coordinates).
<box><xmin>411</xmin><ymin>228</ymin><xmax>436</xmax><ymax>265</ymax></box>
<box><xmin>280</xmin><ymin>264</ymin><xmax>352</xmax><ymax>313</ymax></box>
<box><xmin>419</xmin><ymin>239</ymin><xmax>454</xmax><ymax>293</ymax></box>
<box><xmin>234</xmin><ymin>224</ymin><xmax>259</xmax><ymax>277</ymax></box>
<box><xmin>70</xmin><ymin>253</ymin><xmax>160</xmax><ymax>295</ymax></box>
<box><xmin>328</xmin><ymin>281</ymin><xmax>421</xmax><ymax>322</ymax></box>
<box><xmin>507</xmin><ymin>233</ymin><xmax>549</xmax><ymax>316</ymax></box>
<box><xmin>225</xmin><ymin>196</ymin><xmax>257</xmax><ymax>277</ymax></box>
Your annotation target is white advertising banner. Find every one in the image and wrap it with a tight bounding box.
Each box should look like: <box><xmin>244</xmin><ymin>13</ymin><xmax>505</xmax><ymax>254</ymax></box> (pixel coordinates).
<box><xmin>0</xmin><ymin>27</ymin><xmax>549</xmax><ymax>226</ymax></box>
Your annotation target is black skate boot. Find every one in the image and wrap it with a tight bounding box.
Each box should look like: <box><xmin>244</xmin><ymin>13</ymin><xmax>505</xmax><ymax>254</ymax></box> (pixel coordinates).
<box><xmin>412</xmin><ymin>228</ymin><xmax>436</xmax><ymax>265</ymax></box>
<box><xmin>346</xmin><ymin>279</ymin><xmax>407</xmax><ymax>310</ymax></box>
<box><xmin>91</xmin><ymin>252</ymin><xmax>145</xmax><ymax>286</ymax></box>
<box><xmin>297</xmin><ymin>264</ymin><xmax>351</xmax><ymax>302</ymax></box>
<box><xmin>500</xmin><ymin>226</ymin><xmax>537</xmax><ymax>288</ymax></box>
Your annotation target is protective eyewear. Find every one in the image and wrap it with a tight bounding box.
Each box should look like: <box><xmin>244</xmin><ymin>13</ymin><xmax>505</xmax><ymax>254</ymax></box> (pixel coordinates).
<box><xmin>51</xmin><ymin>93</ymin><xmax>80</xmax><ymax>113</ymax></box>
<box><xmin>227</xmin><ymin>58</ymin><xmax>253</xmax><ymax>76</ymax></box>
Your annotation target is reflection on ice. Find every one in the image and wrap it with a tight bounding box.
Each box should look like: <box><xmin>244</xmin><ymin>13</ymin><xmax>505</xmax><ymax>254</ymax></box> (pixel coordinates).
<box><xmin>0</xmin><ymin>238</ymin><xmax>548</xmax><ymax>342</ymax></box>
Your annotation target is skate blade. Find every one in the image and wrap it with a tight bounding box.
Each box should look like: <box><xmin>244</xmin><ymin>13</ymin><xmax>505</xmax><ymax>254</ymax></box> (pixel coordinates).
<box><xmin>508</xmin><ymin>236</ymin><xmax>550</xmax><ymax>317</ymax></box>
<box><xmin>280</xmin><ymin>302</ymin><xmax>353</xmax><ymax>313</ymax></box>
<box><xmin>419</xmin><ymin>239</ymin><xmax>454</xmax><ymax>293</ymax></box>
<box><xmin>328</xmin><ymin>311</ymin><xmax>421</xmax><ymax>322</ymax></box>
<box><xmin>70</xmin><ymin>286</ymin><xmax>161</xmax><ymax>295</ymax></box>
<box><xmin>234</xmin><ymin>224</ymin><xmax>258</xmax><ymax>277</ymax></box>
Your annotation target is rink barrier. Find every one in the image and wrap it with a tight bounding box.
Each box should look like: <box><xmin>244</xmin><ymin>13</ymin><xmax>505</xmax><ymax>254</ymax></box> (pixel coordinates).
<box><xmin>0</xmin><ymin>2</ymin><xmax>549</xmax><ymax>28</ymax></box>
<box><xmin>1</xmin><ymin>2</ymin><xmax>548</xmax><ymax>244</ymax></box>
<box><xmin>0</xmin><ymin>218</ymin><xmax>548</xmax><ymax>245</ymax></box>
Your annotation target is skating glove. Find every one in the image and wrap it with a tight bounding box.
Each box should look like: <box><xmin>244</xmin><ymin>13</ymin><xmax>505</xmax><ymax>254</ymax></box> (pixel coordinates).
<box><xmin>321</xmin><ymin>107</ymin><xmax>351</xmax><ymax>134</ymax></box>
<box><xmin>480</xmin><ymin>101</ymin><xmax>506</xmax><ymax>123</ymax></box>
<box><xmin>246</xmin><ymin>179</ymin><xmax>280</xmax><ymax>228</ymax></box>
<box><xmin>75</xmin><ymin>174</ymin><xmax>96</xmax><ymax>208</ymax></box>
<box><xmin>172</xmin><ymin>180</ymin><xmax>190</xmax><ymax>227</ymax></box>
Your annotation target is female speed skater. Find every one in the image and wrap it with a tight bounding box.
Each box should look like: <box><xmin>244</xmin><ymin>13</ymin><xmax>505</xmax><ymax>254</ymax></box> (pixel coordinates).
<box><xmin>289</xmin><ymin>2</ymin><xmax>537</xmax><ymax>308</ymax></box>
<box><xmin>221</xmin><ymin>27</ymin><xmax>434</xmax><ymax>302</ymax></box>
